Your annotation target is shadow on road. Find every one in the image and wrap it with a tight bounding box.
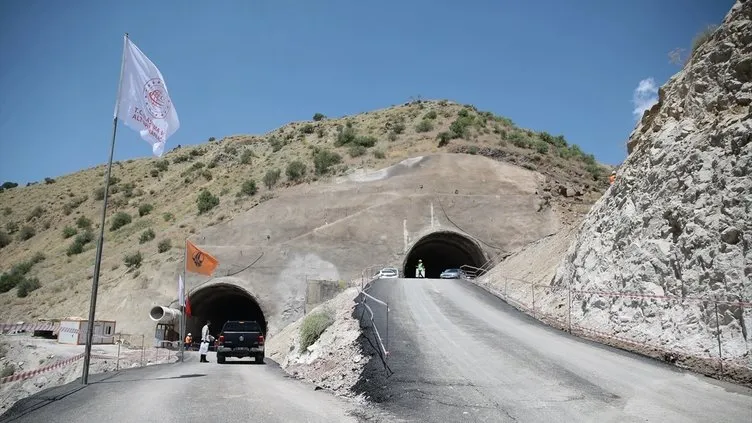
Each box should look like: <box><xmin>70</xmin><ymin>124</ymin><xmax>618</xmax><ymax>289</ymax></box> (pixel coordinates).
<box><xmin>93</xmin><ymin>373</ymin><xmax>207</xmax><ymax>384</ymax></box>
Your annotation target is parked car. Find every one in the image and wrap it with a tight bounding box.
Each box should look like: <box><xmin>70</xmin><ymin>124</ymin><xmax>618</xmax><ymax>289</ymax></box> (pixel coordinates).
<box><xmin>440</xmin><ymin>268</ymin><xmax>465</xmax><ymax>279</ymax></box>
<box><xmin>377</xmin><ymin>267</ymin><xmax>399</xmax><ymax>279</ymax></box>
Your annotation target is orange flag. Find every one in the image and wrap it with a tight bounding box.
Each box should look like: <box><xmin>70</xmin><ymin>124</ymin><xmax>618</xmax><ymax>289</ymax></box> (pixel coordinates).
<box><xmin>186</xmin><ymin>240</ymin><xmax>219</xmax><ymax>276</ymax></box>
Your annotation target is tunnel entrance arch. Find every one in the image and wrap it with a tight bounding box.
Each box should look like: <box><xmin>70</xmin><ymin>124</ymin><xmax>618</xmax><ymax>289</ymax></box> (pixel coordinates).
<box><xmin>403</xmin><ymin>230</ymin><xmax>486</xmax><ymax>278</ymax></box>
<box><xmin>186</xmin><ymin>283</ymin><xmax>267</xmax><ymax>340</ymax></box>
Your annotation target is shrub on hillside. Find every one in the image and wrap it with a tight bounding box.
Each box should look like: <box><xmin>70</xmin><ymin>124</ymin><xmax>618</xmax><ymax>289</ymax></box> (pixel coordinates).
<box><xmin>415</xmin><ymin>120</ymin><xmax>433</xmax><ymax>133</ymax></box>
<box><xmin>240</xmin><ymin>180</ymin><xmax>258</xmax><ymax>197</ymax></box>
<box><xmin>387</xmin><ymin>132</ymin><xmax>398</xmax><ymax>142</ymax></box>
<box><xmin>354</xmin><ymin>135</ymin><xmax>377</xmax><ymax>148</ymax></box>
<box><xmin>197</xmin><ymin>189</ymin><xmax>220</xmax><ymax>213</ymax></box>
<box><xmin>373</xmin><ymin>149</ymin><xmax>386</xmax><ymax>159</ymax></box>
<box><xmin>16</xmin><ymin>278</ymin><xmax>40</xmax><ymax>298</ymax></box>
<box><xmin>0</xmin><ymin>231</ymin><xmax>10</xmax><ymax>249</ymax></box>
<box><xmin>17</xmin><ymin>226</ymin><xmax>35</xmax><ymax>241</ymax></box>
<box><xmin>424</xmin><ymin>110</ymin><xmax>438</xmax><ymax>120</ymax></box>
<box><xmin>241</xmin><ymin>149</ymin><xmax>255</xmax><ymax>164</ymax></box>
<box><xmin>1</xmin><ymin>182</ymin><xmax>18</xmax><ymax>190</ymax></box>
<box><xmin>138</xmin><ymin>203</ymin><xmax>154</xmax><ymax>217</ymax></box>
<box><xmin>286</xmin><ymin>160</ymin><xmax>307</xmax><ymax>181</ymax></box>
<box><xmin>124</xmin><ymin>251</ymin><xmax>142</xmax><ymax>269</ymax></box>
<box><xmin>44</xmin><ymin>177</ymin><xmax>55</xmax><ymax>184</ymax></box>
<box><xmin>349</xmin><ymin>145</ymin><xmax>367</xmax><ymax>157</ymax></box>
<box><xmin>299</xmin><ymin>308</ymin><xmax>334</xmax><ymax>352</ymax></box>
<box><xmin>155</xmin><ymin>160</ymin><xmax>169</xmax><ymax>172</ymax></box>
<box><xmin>535</xmin><ymin>140</ymin><xmax>549</xmax><ymax>154</ymax></box>
<box><xmin>312</xmin><ymin>113</ymin><xmax>326</xmax><ymax>121</ymax></box>
<box><xmin>392</xmin><ymin>122</ymin><xmax>406</xmax><ymax>134</ymax></box>
<box><xmin>76</xmin><ymin>216</ymin><xmax>92</xmax><ymax>230</ymax></box>
<box><xmin>301</xmin><ymin>124</ymin><xmax>315</xmax><ymax>134</ymax></box>
<box><xmin>313</xmin><ymin>149</ymin><xmax>342</xmax><ymax>175</ymax></box>
<box><xmin>437</xmin><ymin>132</ymin><xmax>452</xmax><ymax>147</ymax></box>
<box><xmin>139</xmin><ymin>228</ymin><xmax>156</xmax><ymax>244</ymax></box>
<box><xmin>163</xmin><ymin>212</ymin><xmax>174</xmax><ymax>222</ymax></box>
<box><xmin>692</xmin><ymin>24</ymin><xmax>717</xmax><ymax>53</ymax></box>
<box><xmin>62</xmin><ymin>226</ymin><xmax>77</xmax><ymax>239</ymax></box>
<box><xmin>449</xmin><ymin>115</ymin><xmax>474</xmax><ymax>139</ymax></box>
<box><xmin>335</xmin><ymin>126</ymin><xmax>357</xmax><ymax>147</ymax></box>
<box><xmin>150</xmin><ymin>169</ymin><xmax>160</xmax><ymax>177</ymax></box>
<box><xmin>110</xmin><ymin>212</ymin><xmax>132</xmax><ymax>231</ymax></box>
<box><xmin>263</xmin><ymin>169</ymin><xmax>281</xmax><ymax>189</ymax></box>
<box><xmin>157</xmin><ymin>239</ymin><xmax>172</xmax><ymax>253</ymax></box>
<box><xmin>269</xmin><ymin>136</ymin><xmax>284</xmax><ymax>152</ymax></box>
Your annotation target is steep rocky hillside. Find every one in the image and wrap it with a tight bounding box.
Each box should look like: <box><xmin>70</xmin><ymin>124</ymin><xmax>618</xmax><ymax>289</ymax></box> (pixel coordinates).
<box><xmin>0</xmin><ymin>99</ymin><xmax>609</xmax><ymax>330</ymax></box>
<box><xmin>539</xmin><ymin>0</ymin><xmax>750</xmax><ymax>382</ymax></box>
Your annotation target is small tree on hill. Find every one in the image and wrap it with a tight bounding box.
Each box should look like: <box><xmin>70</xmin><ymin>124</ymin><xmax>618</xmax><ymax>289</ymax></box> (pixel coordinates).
<box><xmin>263</xmin><ymin>169</ymin><xmax>282</xmax><ymax>189</ymax></box>
<box><xmin>286</xmin><ymin>160</ymin><xmax>307</xmax><ymax>181</ymax></box>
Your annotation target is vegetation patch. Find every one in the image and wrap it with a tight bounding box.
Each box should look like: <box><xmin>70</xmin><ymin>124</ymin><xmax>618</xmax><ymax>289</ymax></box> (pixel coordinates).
<box><xmin>299</xmin><ymin>308</ymin><xmax>335</xmax><ymax>353</ymax></box>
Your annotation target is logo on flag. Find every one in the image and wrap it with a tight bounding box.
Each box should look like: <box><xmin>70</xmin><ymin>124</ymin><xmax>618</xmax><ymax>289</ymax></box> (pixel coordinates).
<box><xmin>185</xmin><ymin>240</ymin><xmax>219</xmax><ymax>276</ymax></box>
<box><xmin>144</xmin><ymin>78</ymin><xmax>172</xmax><ymax>119</ymax></box>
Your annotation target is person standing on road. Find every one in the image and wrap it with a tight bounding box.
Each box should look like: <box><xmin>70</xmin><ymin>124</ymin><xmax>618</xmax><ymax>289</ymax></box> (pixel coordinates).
<box><xmin>416</xmin><ymin>260</ymin><xmax>425</xmax><ymax>278</ymax></box>
<box><xmin>199</xmin><ymin>320</ymin><xmax>211</xmax><ymax>362</ymax></box>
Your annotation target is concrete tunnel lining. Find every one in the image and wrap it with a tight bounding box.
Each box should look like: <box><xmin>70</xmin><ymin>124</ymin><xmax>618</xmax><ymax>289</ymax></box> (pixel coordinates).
<box><xmin>403</xmin><ymin>231</ymin><xmax>486</xmax><ymax>278</ymax></box>
<box><xmin>186</xmin><ymin>283</ymin><xmax>267</xmax><ymax>339</ymax></box>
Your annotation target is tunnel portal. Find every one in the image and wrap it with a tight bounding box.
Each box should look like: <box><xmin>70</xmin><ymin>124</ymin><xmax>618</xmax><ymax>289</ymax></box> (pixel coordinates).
<box><xmin>403</xmin><ymin>231</ymin><xmax>486</xmax><ymax>278</ymax></box>
<box><xmin>186</xmin><ymin>283</ymin><xmax>267</xmax><ymax>339</ymax></box>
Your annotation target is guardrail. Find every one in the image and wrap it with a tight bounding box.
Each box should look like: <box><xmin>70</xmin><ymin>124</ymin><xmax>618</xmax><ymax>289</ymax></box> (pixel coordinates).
<box><xmin>355</xmin><ymin>264</ymin><xmax>392</xmax><ymax>376</ymax></box>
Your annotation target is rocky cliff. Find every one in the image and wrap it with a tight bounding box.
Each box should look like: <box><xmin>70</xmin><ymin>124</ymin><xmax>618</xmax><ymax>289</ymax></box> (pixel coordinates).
<box><xmin>549</xmin><ymin>0</ymin><xmax>751</xmax><ymax>381</ymax></box>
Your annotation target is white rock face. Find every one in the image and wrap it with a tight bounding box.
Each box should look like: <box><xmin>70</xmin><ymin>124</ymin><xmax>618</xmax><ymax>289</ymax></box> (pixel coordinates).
<box><xmin>549</xmin><ymin>0</ymin><xmax>752</xmax><ymax>380</ymax></box>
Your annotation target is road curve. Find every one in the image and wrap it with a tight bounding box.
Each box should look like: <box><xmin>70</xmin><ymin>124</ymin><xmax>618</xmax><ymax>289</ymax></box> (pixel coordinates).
<box><xmin>1</xmin><ymin>354</ymin><xmax>377</xmax><ymax>423</ymax></box>
<box><xmin>354</xmin><ymin>278</ymin><xmax>752</xmax><ymax>423</ymax></box>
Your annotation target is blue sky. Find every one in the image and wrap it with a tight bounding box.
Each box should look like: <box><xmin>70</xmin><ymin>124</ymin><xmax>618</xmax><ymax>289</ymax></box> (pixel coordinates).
<box><xmin>0</xmin><ymin>0</ymin><xmax>733</xmax><ymax>184</ymax></box>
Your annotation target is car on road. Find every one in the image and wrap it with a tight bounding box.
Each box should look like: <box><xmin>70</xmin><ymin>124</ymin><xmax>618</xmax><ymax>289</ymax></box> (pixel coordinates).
<box><xmin>439</xmin><ymin>268</ymin><xmax>465</xmax><ymax>279</ymax></box>
<box><xmin>216</xmin><ymin>320</ymin><xmax>265</xmax><ymax>364</ymax></box>
<box><xmin>377</xmin><ymin>267</ymin><xmax>399</xmax><ymax>279</ymax></box>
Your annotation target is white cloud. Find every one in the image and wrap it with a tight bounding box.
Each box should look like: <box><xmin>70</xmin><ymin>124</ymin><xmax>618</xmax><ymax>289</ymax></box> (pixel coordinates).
<box><xmin>632</xmin><ymin>77</ymin><xmax>659</xmax><ymax>119</ymax></box>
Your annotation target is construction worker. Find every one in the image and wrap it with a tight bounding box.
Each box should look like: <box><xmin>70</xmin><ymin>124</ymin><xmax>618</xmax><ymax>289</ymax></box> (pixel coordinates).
<box><xmin>416</xmin><ymin>259</ymin><xmax>425</xmax><ymax>278</ymax></box>
<box><xmin>184</xmin><ymin>333</ymin><xmax>193</xmax><ymax>350</ymax></box>
<box><xmin>609</xmin><ymin>171</ymin><xmax>616</xmax><ymax>185</ymax></box>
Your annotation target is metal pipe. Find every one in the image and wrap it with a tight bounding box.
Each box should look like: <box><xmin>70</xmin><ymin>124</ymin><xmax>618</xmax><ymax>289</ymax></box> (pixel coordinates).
<box><xmin>149</xmin><ymin>306</ymin><xmax>182</xmax><ymax>324</ymax></box>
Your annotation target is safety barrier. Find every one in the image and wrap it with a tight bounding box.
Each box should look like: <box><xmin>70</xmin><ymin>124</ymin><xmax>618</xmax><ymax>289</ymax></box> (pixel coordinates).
<box><xmin>471</xmin><ymin>274</ymin><xmax>752</xmax><ymax>386</ymax></box>
<box><xmin>355</xmin><ymin>264</ymin><xmax>392</xmax><ymax>376</ymax></box>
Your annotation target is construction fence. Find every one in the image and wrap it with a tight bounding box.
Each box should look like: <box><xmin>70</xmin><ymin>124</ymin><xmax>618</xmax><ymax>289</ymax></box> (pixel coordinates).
<box><xmin>469</xmin><ymin>274</ymin><xmax>752</xmax><ymax>386</ymax></box>
<box><xmin>0</xmin><ymin>323</ymin><xmax>178</xmax><ymax>386</ymax></box>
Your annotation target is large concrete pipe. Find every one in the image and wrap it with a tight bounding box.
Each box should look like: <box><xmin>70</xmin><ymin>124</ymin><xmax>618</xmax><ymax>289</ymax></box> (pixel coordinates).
<box><xmin>149</xmin><ymin>306</ymin><xmax>182</xmax><ymax>324</ymax></box>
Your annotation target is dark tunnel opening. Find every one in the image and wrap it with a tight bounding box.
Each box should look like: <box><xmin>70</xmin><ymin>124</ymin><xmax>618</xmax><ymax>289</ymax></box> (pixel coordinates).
<box><xmin>403</xmin><ymin>231</ymin><xmax>486</xmax><ymax>278</ymax></box>
<box><xmin>186</xmin><ymin>283</ymin><xmax>267</xmax><ymax>340</ymax></box>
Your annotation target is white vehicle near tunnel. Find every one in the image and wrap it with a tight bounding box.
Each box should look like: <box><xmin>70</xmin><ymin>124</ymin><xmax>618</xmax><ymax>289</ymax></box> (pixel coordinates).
<box><xmin>376</xmin><ymin>267</ymin><xmax>399</xmax><ymax>279</ymax></box>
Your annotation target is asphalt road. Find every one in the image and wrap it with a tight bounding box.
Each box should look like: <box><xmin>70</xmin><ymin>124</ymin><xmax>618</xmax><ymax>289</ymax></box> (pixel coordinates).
<box><xmin>0</xmin><ymin>354</ymin><xmax>382</xmax><ymax>423</ymax></box>
<box><xmin>354</xmin><ymin>278</ymin><xmax>752</xmax><ymax>423</ymax></box>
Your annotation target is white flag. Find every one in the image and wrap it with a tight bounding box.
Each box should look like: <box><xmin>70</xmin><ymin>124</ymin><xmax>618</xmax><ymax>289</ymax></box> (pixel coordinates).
<box><xmin>115</xmin><ymin>37</ymin><xmax>179</xmax><ymax>157</ymax></box>
<box><xmin>178</xmin><ymin>274</ymin><xmax>185</xmax><ymax>307</ymax></box>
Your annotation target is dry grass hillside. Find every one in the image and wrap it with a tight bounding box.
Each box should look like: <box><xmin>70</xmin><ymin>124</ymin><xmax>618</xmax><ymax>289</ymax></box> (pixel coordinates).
<box><xmin>0</xmin><ymin>99</ymin><xmax>611</xmax><ymax>325</ymax></box>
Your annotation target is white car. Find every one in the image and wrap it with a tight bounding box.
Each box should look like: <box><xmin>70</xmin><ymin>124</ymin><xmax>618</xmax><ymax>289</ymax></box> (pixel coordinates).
<box><xmin>377</xmin><ymin>267</ymin><xmax>399</xmax><ymax>279</ymax></box>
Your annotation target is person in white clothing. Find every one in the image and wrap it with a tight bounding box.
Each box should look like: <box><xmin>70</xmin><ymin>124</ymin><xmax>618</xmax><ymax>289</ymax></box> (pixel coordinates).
<box><xmin>199</xmin><ymin>320</ymin><xmax>211</xmax><ymax>362</ymax></box>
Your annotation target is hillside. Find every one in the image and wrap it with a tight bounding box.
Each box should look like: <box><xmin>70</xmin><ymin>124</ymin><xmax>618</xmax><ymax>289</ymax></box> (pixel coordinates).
<box><xmin>0</xmin><ymin>99</ymin><xmax>610</xmax><ymax>331</ymax></box>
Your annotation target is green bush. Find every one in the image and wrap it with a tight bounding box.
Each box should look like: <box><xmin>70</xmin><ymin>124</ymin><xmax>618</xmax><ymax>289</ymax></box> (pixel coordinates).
<box><xmin>313</xmin><ymin>150</ymin><xmax>342</xmax><ymax>175</ymax></box>
<box><xmin>17</xmin><ymin>226</ymin><xmax>35</xmax><ymax>241</ymax></box>
<box><xmin>240</xmin><ymin>180</ymin><xmax>258</xmax><ymax>197</ymax></box>
<box><xmin>449</xmin><ymin>115</ymin><xmax>474</xmax><ymax>139</ymax></box>
<box><xmin>286</xmin><ymin>160</ymin><xmax>307</xmax><ymax>181</ymax></box>
<box><xmin>1</xmin><ymin>182</ymin><xmax>18</xmax><ymax>190</ymax></box>
<box><xmin>585</xmin><ymin>163</ymin><xmax>602</xmax><ymax>181</ymax></box>
<box><xmin>0</xmin><ymin>257</ymin><xmax>42</xmax><ymax>293</ymax></box>
<box><xmin>224</xmin><ymin>145</ymin><xmax>238</xmax><ymax>155</ymax></box>
<box><xmin>263</xmin><ymin>169</ymin><xmax>282</xmax><ymax>189</ymax></box>
<box><xmin>392</xmin><ymin>122</ymin><xmax>406</xmax><ymax>134</ymax></box>
<box><xmin>373</xmin><ymin>149</ymin><xmax>386</xmax><ymax>159</ymax></box>
<box><xmin>354</xmin><ymin>135</ymin><xmax>377</xmax><ymax>148</ymax></box>
<box><xmin>76</xmin><ymin>216</ymin><xmax>92</xmax><ymax>230</ymax></box>
<box><xmin>138</xmin><ymin>203</ymin><xmax>154</xmax><ymax>217</ymax></box>
<box><xmin>349</xmin><ymin>145</ymin><xmax>367</xmax><ymax>157</ymax></box>
<box><xmin>269</xmin><ymin>136</ymin><xmax>284</xmax><ymax>152</ymax></box>
<box><xmin>66</xmin><ymin>241</ymin><xmax>84</xmax><ymax>256</ymax></box>
<box><xmin>155</xmin><ymin>160</ymin><xmax>169</xmax><ymax>172</ymax></box>
<box><xmin>16</xmin><ymin>277</ymin><xmax>40</xmax><ymax>298</ymax></box>
<box><xmin>387</xmin><ymin>132</ymin><xmax>398</xmax><ymax>142</ymax></box>
<box><xmin>335</xmin><ymin>126</ymin><xmax>357</xmax><ymax>147</ymax></box>
<box><xmin>424</xmin><ymin>110</ymin><xmax>438</xmax><ymax>120</ymax></box>
<box><xmin>241</xmin><ymin>149</ymin><xmax>255</xmax><ymax>164</ymax></box>
<box><xmin>437</xmin><ymin>132</ymin><xmax>452</xmax><ymax>147</ymax></box>
<box><xmin>150</xmin><ymin>169</ymin><xmax>160</xmax><ymax>177</ymax></box>
<box><xmin>415</xmin><ymin>120</ymin><xmax>433</xmax><ymax>133</ymax></box>
<box><xmin>110</xmin><ymin>212</ymin><xmax>132</xmax><ymax>231</ymax></box>
<box><xmin>124</xmin><ymin>251</ymin><xmax>142</xmax><ymax>269</ymax></box>
<box><xmin>301</xmin><ymin>124</ymin><xmax>315</xmax><ymax>134</ymax></box>
<box><xmin>62</xmin><ymin>226</ymin><xmax>77</xmax><ymax>239</ymax></box>
<box><xmin>312</xmin><ymin>113</ymin><xmax>326</xmax><ymax>121</ymax></box>
<box><xmin>201</xmin><ymin>170</ymin><xmax>212</xmax><ymax>181</ymax></box>
<box><xmin>139</xmin><ymin>228</ymin><xmax>156</xmax><ymax>244</ymax></box>
<box><xmin>197</xmin><ymin>189</ymin><xmax>220</xmax><ymax>213</ymax></box>
<box><xmin>535</xmin><ymin>141</ymin><xmax>549</xmax><ymax>154</ymax></box>
<box><xmin>163</xmin><ymin>212</ymin><xmax>174</xmax><ymax>222</ymax></box>
<box><xmin>509</xmin><ymin>132</ymin><xmax>531</xmax><ymax>148</ymax></box>
<box><xmin>157</xmin><ymin>239</ymin><xmax>172</xmax><ymax>253</ymax></box>
<box><xmin>299</xmin><ymin>309</ymin><xmax>334</xmax><ymax>352</ymax></box>
<box><xmin>0</xmin><ymin>231</ymin><xmax>10</xmax><ymax>249</ymax></box>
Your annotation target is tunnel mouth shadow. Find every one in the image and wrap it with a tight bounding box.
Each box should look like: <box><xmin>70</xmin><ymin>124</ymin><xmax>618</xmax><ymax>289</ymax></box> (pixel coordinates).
<box><xmin>187</xmin><ymin>283</ymin><xmax>267</xmax><ymax>340</ymax></box>
<box><xmin>402</xmin><ymin>230</ymin><xmax>486</xmax><ymax>278</ymax></box>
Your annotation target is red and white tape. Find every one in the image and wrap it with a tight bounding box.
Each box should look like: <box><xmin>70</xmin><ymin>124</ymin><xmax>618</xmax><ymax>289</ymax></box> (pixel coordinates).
<box><xmin>0</xmin><ymin>322</ymin><xmax>115</xmax><ymax>335</ymax></box>
<box><xmin>0</xmin><ymin>353</ymin><xmax>123</xmax><ymax>385</ymax></box>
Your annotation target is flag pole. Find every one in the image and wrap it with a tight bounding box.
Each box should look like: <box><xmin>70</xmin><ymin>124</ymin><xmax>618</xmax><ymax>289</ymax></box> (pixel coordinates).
<box><xmin>179</xmin><ymin>238</ymin><xmax>187</xmax><ymax>362</ymax></box>
<box><xmin>82</xmin><ymin>32</ymin><xmax>129</xmax><ymax>385</ymax></box>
